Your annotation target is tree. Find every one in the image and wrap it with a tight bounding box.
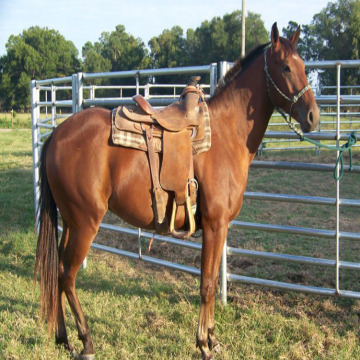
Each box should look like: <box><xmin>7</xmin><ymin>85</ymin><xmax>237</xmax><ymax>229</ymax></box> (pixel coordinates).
<box><xmin>148</xmin><ymin>26</ymin><xmax>186</xmax><ymax>69</ymax></box>
<box><xmin>81</xmin><ymin>25</ymin><xmax>150</xmax><ymax>94</ymax></box>
<box><xmin>284</xmin><ymin>0</ymin><xmax>360</xmax><ymax>88</ymax></box>
<box><xmin>184</xmin><ymin>10</ymin><xmax>268</xmax><ymax>65</ymax></box>
<box><xmin>0</xmin><ymin>26</ymin><xmax>80</xmax><ymax>111</ymax></box>
<box><xmin>97</xmin><ymin>25</ymin><xmax>149</xmax><ymax>71</ymax></box>
<box><xmin>82</xmin><ymin>41</ymin><xmax>111</xmax><ymax>74</ymax></box>
<box><xmin>243</xmin><ymin>12</ymin><xmax>269</xmax><ymax>56</ymax></box>
<box><xmin>310</xmin><ymin>0</ymin><xmax>360</xmax><ymax>61</ymax></box>
<box><xmin>185</xmin><ymin>15</ymin><xmax>230</xmax><ymax>65</ymax></box>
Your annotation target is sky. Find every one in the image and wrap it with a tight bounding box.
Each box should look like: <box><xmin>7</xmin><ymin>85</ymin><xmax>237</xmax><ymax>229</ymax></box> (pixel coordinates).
<box><xmin>0</xmin><ymin>0</ymin><xmax>332</xmax><ymax>57</ymax></box>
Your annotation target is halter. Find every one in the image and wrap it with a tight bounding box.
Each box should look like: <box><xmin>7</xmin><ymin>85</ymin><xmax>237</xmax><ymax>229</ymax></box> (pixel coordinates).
<box><xmin>264</xmin><ymin>46</ymin><xmax>311</xmax><ymax>138</ymax></box>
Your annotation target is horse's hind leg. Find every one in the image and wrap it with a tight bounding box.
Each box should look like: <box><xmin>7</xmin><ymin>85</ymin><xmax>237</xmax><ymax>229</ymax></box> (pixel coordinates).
<box><xmin>55</xmin><ymin>223</ymin><xmax>77</xmax><ymax>355</ymax></box>
<box><xmin>59</xmin><ymin>223</ymin><xmax>101</xmax><ymax>359</ymax></box>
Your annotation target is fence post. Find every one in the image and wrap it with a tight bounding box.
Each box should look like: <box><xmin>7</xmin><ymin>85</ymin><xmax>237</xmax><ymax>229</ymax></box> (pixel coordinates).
<box><xmin>210</xmin><ymin>63</ymin><xmax>217</xmax><ymax>96</ymax></box>
<box><xmin>136</xmin><ymin>72</ymin><xmax>140</xmax><ymax>95</ymax></box>
<box><xmin>90</xmin><ymin>85</ymin><xmax>95</xmax><ymax>101</ymax></box>
<box><xmin>220</xmin><ymin>238</ymin><xmax>228</xmax><ymax>305</ymax></box>
<box><xmin>51</xmin><ymin>85</ymin><xmax>56</xmax><ymax>128</ymax></box>
<box><xmin>30</xmin><ymin>80</ymin><xmax>40</xmax><ymax>232</ymax></box>
<box><xmin>145</xmin><ymin>83</ymin><xmax>150</xmax><ymax>99</ymax></box>
<box><xmin>335</xmin><ymin>63</ymin><xmax>341</xmax><ymax>294</ymax></box>
<box><xmin>219</xmin><ymin>61</ymin><xmax>229</xmax><ymax>305</ymax></box>
<box><xmin>72</xmin><ymin>74</ymin><xmax>78</xmax><ymax>114</ymax></box>
<box><xmin>77</xmin><ymin>72</ymin><xmax>83</xmax><ymax>112</ymax></box>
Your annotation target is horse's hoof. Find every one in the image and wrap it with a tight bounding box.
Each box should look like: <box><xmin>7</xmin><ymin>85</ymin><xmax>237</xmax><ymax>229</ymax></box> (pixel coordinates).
<box><xmin>76</xmin><ymin>354</ymin><xmax>95</xmax><ymax>360</ymax></box>
<box><xmin>201</xmin><ymin>353</ymin><xmax>214</xmax><ymax>360</ymax></box>
<box><xmin>212</xmin><ymin>342</ymin><xmax>221</xmax><ymax>354</ymax></box>
<box><xmin>70</xmin><ymin>349</ymin><xmax>77</xmax><ymax>359</ymax></box>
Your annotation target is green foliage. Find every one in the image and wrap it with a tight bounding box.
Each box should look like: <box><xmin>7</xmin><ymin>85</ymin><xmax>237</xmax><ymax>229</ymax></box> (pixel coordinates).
<box><xmin>81</xmin><ymin>41</ymin><xmax>112</xmax><ymax>74</ymax></box>
<box><xmin>94</xmin><ymin>25</ymin><xmax>149</xmax><ymax>71</ymax></box>
<box><xmin>147</xmin><ymin>11</ymin><xmax>268</xmax><ymax>84</ymax></box>
<box><xmin>0</xmin><ymin>26</ymin><xmax>80</xmax><ymax>111</ymax></box>
<box><xmin>148</xmin><ymin>26</ymin><xmax>186</xmax><ymax>69</ymax></box>
<box><xmin>310</xmin><ymin>0</ymin><xmax>360</xmax><ymax>87</ymax></box>
<box><xmin>310</xmin><ymin>0</ymin><xmax>360</xmax><ymax>61</ymax></box>
<box><xmin>184</xmin><ymin>10</ymin><xmax>268</xmax><ymax>66</ymax></box>
<box><xmin>0</xmin><ymin>112</ymin><xmax>31</xmax><ymax>129</ymax></box>
<box><xmin>283</xmin><ymin>0</ymin><xmax>360</xmax><ymax>88</ymax></box>
<box><xmin>82</xmin><ymin>25</ymin><xmax>150</xmax><ymax>92</ymax></box>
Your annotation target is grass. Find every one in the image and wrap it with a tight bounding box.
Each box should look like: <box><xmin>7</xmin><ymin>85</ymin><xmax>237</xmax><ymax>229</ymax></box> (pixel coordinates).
<box><xmin>1</xmin><ymin>129</ymin><xmax>360</xmax><ymax>359</ymax></box>
<box><xmin>0</xmin><ymin>113</ymin><xmax>32</xmax><ymax>129</ymax></box>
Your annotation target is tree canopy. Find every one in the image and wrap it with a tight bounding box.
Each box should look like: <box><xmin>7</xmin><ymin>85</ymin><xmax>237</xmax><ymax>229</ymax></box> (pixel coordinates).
<box><xmin>0</xmin><ymin>26</ymin><xmax>80</xmax><ymax>110</ymax></box>
<box><xmin>1</xmin><ymin>3</ymin><xmax>359</xmax><ymax>111</ymax></box>
<box><xmin>282</xmin><ymin>0</ymin><xmax>360</xmax><ymax>88</ymax></box>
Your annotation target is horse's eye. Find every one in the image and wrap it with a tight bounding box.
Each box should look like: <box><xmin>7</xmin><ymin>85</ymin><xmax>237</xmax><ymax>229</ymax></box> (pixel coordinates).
<box><xmin>283</xmin><ymin>65</ymin><xmax>291</xmax><ymax>73</ymax></box>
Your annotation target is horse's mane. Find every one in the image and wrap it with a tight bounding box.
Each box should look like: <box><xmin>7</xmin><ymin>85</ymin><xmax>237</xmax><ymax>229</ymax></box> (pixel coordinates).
<box><xmin>211</xmin><ymin>42</ymin><xmax>270</xmax><ymax>99</ymax></box>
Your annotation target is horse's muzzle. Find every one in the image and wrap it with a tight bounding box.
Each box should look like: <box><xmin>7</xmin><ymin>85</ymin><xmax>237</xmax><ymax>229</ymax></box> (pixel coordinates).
<box><xmin>301</xmin><ymin>105</ymin><xmax>320</xmax><ymax>132</ymax></box>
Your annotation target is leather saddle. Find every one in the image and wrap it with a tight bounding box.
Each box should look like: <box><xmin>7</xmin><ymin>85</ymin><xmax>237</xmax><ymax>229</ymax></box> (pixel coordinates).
<box><xmin>112</xmin><ymin>76</ymin><xmax>209</xmax><ymax>239</ymax></box>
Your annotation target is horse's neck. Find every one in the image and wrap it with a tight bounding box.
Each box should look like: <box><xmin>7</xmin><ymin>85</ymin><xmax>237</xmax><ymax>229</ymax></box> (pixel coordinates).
<box><xmin>208</xmin><ymin>55</ymin><xmax>274</xmax><ymax>157</ymax></box>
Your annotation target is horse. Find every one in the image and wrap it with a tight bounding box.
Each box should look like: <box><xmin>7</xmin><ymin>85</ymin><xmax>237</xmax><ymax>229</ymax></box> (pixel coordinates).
<box><xmin>35</xmin><ymin>23</ymin><xmax>320</xmax><ymax>360</ymax></box>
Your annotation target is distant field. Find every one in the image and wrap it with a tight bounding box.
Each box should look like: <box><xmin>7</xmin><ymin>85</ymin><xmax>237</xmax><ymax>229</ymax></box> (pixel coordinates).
<box><xmin>0</xmin><ymin>112</ymin><xmax>32</xmax><ymax>129</ymax></box>
<box><xmin>1</xmin><ymin>129</ymin><xmax>360</xmax><ymax>359</ymax></box>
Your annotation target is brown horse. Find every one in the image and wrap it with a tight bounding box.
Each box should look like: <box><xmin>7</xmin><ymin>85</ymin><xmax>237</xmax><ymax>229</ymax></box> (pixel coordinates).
<box><xmin>35</xmin><ymin>23</ymin><xmax>320</xmax><ymax>359</ymax></box>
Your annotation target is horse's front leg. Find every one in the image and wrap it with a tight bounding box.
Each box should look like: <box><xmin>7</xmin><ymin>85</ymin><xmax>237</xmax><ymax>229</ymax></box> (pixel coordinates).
<box><xmin>197</xmin><ymin>218</ymin><xmax>228</xmax><ymax>360</ymax></box>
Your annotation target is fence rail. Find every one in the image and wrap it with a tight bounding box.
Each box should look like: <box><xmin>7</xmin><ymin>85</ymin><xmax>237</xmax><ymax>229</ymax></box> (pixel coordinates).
<box><xmin>31</xmin><ymin>59</ymin><xmax>360</xmax><ymax>304</ymax></box>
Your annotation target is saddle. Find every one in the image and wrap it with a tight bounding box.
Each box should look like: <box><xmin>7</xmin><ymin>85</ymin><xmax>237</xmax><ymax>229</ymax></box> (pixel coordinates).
<box><xmin>111</xmin><ymin>76</ymin><xmax>211</xmax><ymax>239</ymax></box>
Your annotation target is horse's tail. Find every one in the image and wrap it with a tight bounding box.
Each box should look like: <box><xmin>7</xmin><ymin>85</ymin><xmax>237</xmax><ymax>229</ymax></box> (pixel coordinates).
<box><xmin>34</xmin><ymin>134</ymin><xmax>59</xmax><ymax>333</ymax></box>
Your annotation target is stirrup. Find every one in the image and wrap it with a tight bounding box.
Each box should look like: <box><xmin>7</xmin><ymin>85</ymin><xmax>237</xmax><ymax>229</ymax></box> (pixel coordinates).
<box><xmin>169</xmin><ymin>196</ymin><xmax>196</xmax><ymax>239</ymax></box>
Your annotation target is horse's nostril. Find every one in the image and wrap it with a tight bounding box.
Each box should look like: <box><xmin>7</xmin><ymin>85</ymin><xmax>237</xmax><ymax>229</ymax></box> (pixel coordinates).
<box><xmin>308</xmin><ymin>111</ymin><xmax>314</xmax><ymax>124</ymax></box>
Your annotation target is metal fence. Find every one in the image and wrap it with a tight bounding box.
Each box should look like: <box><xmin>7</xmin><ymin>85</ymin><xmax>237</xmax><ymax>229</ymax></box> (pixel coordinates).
<box><xmin>31</xmin><ymin>59</ymin><xmax>360</xmax><ymax>304</ymax></box>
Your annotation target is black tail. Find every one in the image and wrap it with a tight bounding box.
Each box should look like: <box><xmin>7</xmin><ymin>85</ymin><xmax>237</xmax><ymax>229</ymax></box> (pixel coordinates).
<box><xmin>34</xmin><ymin>134</ymin><xmax>59</xmax><ymax>333</ymax></box>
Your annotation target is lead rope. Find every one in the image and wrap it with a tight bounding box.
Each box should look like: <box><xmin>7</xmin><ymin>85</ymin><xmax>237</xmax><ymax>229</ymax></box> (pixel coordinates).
<box><xmin>264</xmin><ymin>47</ymin><xmax>357</xmax><ymax>180</ymax></box>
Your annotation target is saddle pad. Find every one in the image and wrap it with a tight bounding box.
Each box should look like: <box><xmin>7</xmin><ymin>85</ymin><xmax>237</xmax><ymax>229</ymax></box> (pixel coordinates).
<box><xmin>111</xmin><ymin>102</ymin><xmax>211</xmax><ymax>155</ymax></box>
<box><xmin>192</xmin><ymin>102</ymin><xmax>211</xmax><ymax>154</ymax></box>
<box><xmin>111</xmin><ymin>107</ymin><xmax>161</xmax><ymax>152</ymax></box>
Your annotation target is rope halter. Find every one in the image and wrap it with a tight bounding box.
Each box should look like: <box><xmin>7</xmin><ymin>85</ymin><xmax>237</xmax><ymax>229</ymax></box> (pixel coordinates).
<box><xmin>264</xmin><ymin>46</ymin><xmax>311</xmax><ymax>138</ymax></box>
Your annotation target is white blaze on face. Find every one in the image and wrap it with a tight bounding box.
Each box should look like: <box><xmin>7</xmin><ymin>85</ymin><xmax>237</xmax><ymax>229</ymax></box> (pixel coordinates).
<box><xmin>292</xmin><ymin>54</ymin><xmax>306</xmax><ymax>71</ymax></box>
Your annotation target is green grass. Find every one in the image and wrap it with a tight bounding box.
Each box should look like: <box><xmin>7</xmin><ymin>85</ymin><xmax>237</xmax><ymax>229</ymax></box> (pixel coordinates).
<box><xmin>1</xmin><ymin>130</ymin><xmax>360</xmax><ymax>359</ymax></box>
<box><xmin>0</xmin><ymin>113</ymin><xmax>32</xmax><ymax>129</ymax></box>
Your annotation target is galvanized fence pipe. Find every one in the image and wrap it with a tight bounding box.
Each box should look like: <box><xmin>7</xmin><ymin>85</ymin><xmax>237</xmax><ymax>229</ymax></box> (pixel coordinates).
<box><xmin>335</xmin><ymin>63</ymin><xmax>341</xmax><ymax>294</ymax></box>
<box><xmin>60</xmin><ymin>223</ymin><xmax>202</xmax><ymax>276</ymax></box>
<box><xmin>30</xmin><ymin>80</ymin><xmax>41</xmax><ymax>230</ymax></box>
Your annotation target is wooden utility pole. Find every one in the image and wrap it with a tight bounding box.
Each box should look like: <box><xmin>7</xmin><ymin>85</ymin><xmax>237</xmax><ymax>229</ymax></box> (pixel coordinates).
<box><xmin>241</xmin><ymin>0</ymin><xmax>246</xmax><ymax>58</ymax></box>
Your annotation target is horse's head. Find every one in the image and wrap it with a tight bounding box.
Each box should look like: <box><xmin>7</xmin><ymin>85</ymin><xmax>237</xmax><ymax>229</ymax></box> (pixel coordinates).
<box><xmin>265</xmin><ymin>22</ymin><xmax>320</xmax><ymax>132</ymax></box>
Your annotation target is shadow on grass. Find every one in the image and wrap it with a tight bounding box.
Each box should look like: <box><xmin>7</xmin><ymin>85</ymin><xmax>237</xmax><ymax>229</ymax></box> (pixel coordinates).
<box><xmin>76</xmin><ymin>260</ymin><xmax>199</xmax><ymax>306</ymax></box>
<box><xmin>0</xmin><ymin>150</ymin><xmax>33</xmax><ymax>157</ymax></box>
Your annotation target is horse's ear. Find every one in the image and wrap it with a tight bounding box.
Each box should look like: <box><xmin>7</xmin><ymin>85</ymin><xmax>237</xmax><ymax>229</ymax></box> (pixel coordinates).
<box><xmin>271</xmin><ymin>22</ymin><xmax>280</xmax><ymax>51</ymax></box>
<box><xmin>289</xmin><ymin>25</ymin><xmax>301</xmax><ymax>48</ymax></box>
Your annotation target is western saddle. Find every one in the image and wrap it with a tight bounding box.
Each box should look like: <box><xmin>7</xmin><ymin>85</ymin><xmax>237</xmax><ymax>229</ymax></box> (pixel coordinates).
<box><xmin>112</xmin><ymin>76</ymin><xmax>210</xmax><ymax>239</ymax></box>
